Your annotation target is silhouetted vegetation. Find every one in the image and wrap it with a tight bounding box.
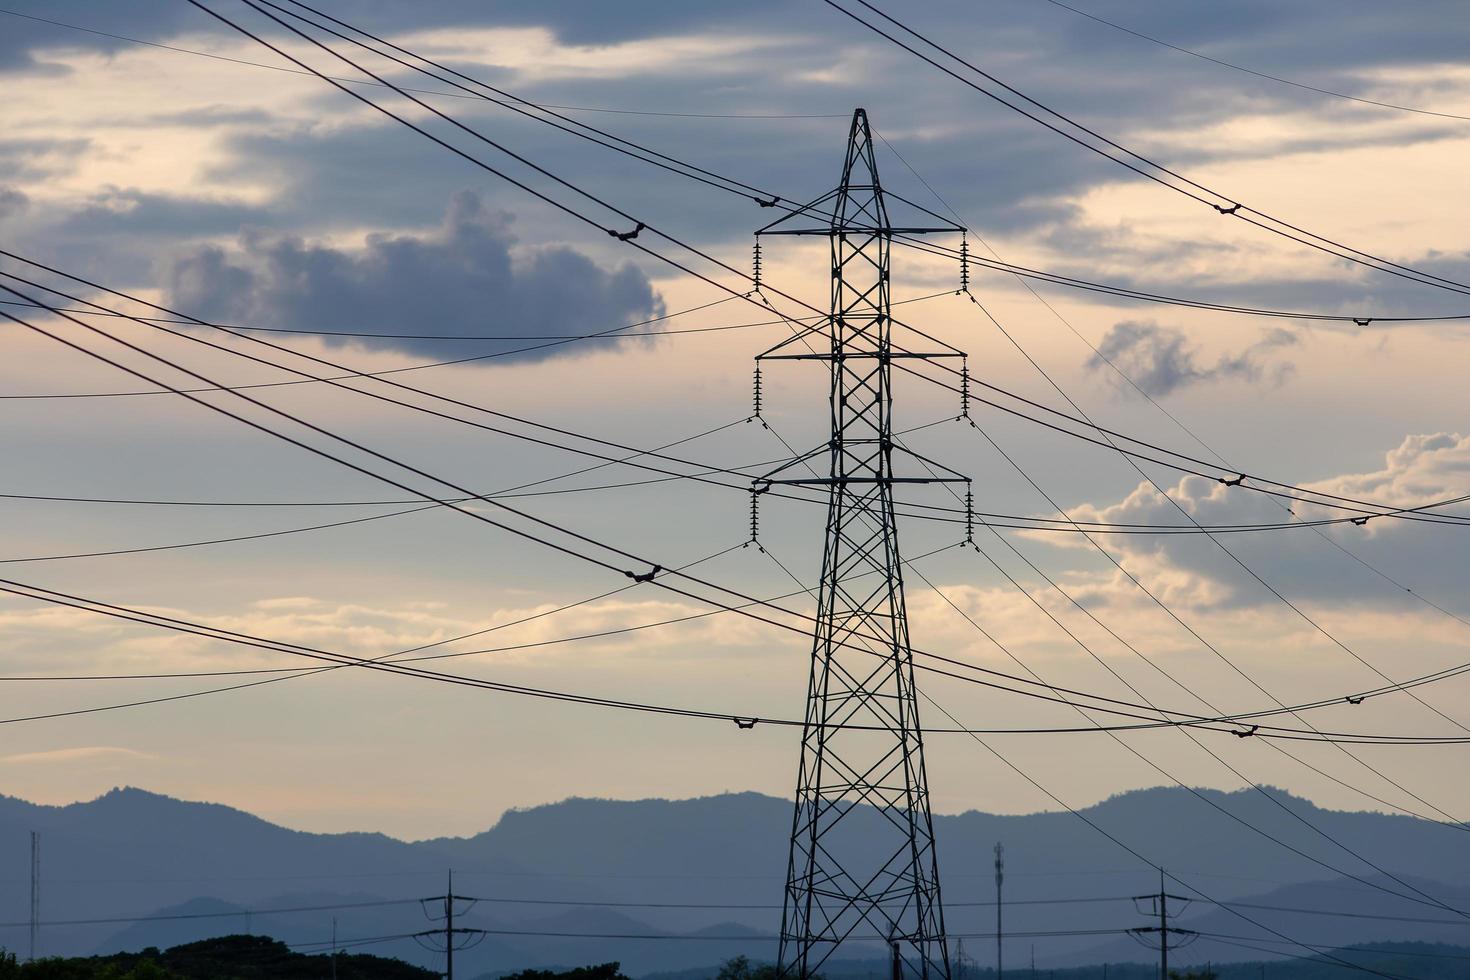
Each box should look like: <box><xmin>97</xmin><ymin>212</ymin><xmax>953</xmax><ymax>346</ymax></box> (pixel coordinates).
<box><xmin>714</xmin><ymin>957</ymin><xmax>780</xmax><ymax>980</ymax></box>
<box><xmin>501</xmin><ymin>965</ymin><xmax>630</xmax><ymax>980</ymax></box>
<box><xmin>0</xmin><ymin>936</ymin><xmax>435</xmax><ymax>979</ymax></box>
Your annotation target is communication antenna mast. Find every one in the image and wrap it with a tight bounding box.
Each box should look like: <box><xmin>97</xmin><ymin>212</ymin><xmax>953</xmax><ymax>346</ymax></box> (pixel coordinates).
<box><xmin>995</xmin><ymin>843</ymin><xmax>1004</xmax><ymax>980</ymax></box>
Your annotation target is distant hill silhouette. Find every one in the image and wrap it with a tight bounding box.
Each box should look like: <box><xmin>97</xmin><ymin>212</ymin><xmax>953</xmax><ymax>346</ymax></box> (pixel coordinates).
<box><xmin>0</xmin><ymin>785</ymin><xmax>1466</xmax><ymax>976</ymax></box>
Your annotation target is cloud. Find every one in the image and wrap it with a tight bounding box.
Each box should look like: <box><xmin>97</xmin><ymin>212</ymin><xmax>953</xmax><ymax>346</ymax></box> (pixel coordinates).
<box><xmin>1053</xmin><ymin>432</ymin><xmax>1470</xmax><ymax>610</ymax></box>
<box><xmin>167</xmin><ymin>190</ymin><xmax>664</xmax><ymax>361</ymax></box>
<box><xmin>0</xmin><ymin>746</ymin><xmax>156</xmax><ymax>766</ymax></box>
<box><xmin>0</xmin><ymin>3</ymin><xmax>196</xmax><ymax>73</ymax></box>
<box><xmin>0</xmin><ymin>588</ymin><xmax>776</xmax><ymax>678</ymax></box>
<box><xmin>1089</xmin><ymin>320</ymin><xmax>1298</xmax><ymax>396</ymax></box>
<box><xmin>0</xmin><ymin>137</ymin><xmax>89</xmax><ymax>180</ymax></box>
<box><xmin>0</xmin><ymin>186</ymin><xmax>27</xmax><ymax>222</ymax></box>
<box><xmin>57</xmin><ymin>186</ymin><xmax>266</xmax><ymax>239</ymax></box>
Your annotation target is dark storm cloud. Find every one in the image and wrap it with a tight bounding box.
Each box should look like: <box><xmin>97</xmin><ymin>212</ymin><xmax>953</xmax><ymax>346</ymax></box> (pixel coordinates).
<box><xmin>1089</xmin><ymin>321</ymin><xmax>1297</xmax><ymax>396</ymax></box>
<box><xmin>167</xmin><ymin>189</ymin><xmax>664</xmax><ymax>361</ymax></box>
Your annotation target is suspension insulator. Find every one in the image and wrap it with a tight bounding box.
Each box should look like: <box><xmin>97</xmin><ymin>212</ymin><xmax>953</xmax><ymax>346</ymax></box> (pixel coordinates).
<box><xmin>959</xmin><ymin>358</ymin><xmax>971</xmax><ymax>420</ymax></box>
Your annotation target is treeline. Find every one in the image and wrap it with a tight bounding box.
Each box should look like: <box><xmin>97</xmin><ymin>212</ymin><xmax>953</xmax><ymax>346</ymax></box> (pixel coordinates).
<box><xmin>0</xmin><ymin>936</ymin><xmax>435</xmax><ymax>979</ymax></box>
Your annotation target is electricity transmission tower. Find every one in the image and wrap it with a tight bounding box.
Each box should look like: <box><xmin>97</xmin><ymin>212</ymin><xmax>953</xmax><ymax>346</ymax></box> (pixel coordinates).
<box><xmin>756</xmin><ymin>108</ymin><xmax>967</xmax><ymax>980</ymax></box>
<box><xmin>413</xmin><ymin>873</ymin><xmax>485</xmax><ymax>980</ymax></box>
<box><xmin>1128</xmin><ymin>871</ymin><xmax>1197</xmax><ymax>980</ymax></box>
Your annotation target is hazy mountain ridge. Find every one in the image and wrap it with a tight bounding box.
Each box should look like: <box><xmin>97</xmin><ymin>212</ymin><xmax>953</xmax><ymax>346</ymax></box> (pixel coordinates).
<box><xmin>0</xmin><ymin>785</ymin><xmax>1465</xmax><ymax>976</ymax></box>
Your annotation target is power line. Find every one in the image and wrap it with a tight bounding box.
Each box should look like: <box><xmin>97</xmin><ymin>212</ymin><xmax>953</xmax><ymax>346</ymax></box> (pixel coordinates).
<box><xmin>4</xmin><ymin>276</ymin><xmax>1467</xmax><ymax>744</ymax></box>
<box><xmin>71</xmin><ymin>5</ymin><xmax>1470</xmax><ymax>536</ymax></box>
<box><xmin>877</xmin><ymin>122</ymin><xmax>1470</xmax><ymax>771</ymax></box>
<box><xmin>20</xmin><ymin>0</ymin><xmax>1470</xmax><ymax>764</ymax></box>
<box><xmin>4</xmin><ymin>266</ymin><xmax>1394</xmax><ymax>742</ymax></box>
<box><xmin>908</xmin><ymin>537</ymin><xmax>1470</xmax><ymax>899</ymax></box>
<box><xmin>9</xmin><ymin>886</ymin><xmax>1470</xmax><ymax>931</ymax></box>
<box><xmin>254</xmin><ymin>0</ymin><xmax>1470</xmax><ymax>331</ymax></box>
<box><xmin>1199</xmin><ymin>933</ymin><xmax>1470</xmax><ymax>967</ymax></box>
<box><xmin>826</xmin><ymin>0</ymin><xmax>1470</xmax><ymax>300</ymax></box>
<box><xmin>958</xmin><ymin>290</ymin><xmax>1470</xmax><ymax>821</ymax></box>
<box><xmin>0</xmin><ymin>291</ymin><xmax>746</xmax><ymax>342</ymax></box>
<box><xmin>0</xmin><ymin>897</ymin><xmax>424</xmax><ymax>929</ymax></box>
<box><xmin>892</xmin><ymin>234</ymin><xmax>1470</xmax><ymax>324</ymax></box>
<box><xmin>886</xmin><ymin>405</ymin><xmax>1470</xmax><ymax>935</ymax></box>
<box><xmin>1035</xmin><ymin>0</ymin><xmax>1470</xmax><ymax>123</ymax></box>
<box><xmin>23</xmin><ymin>0</ymin><xmax>1467</xmax><ymax>339</ymax></box>
<box><xmin>9</xmin><ymin>525</ymin><xmax>1465</xmax><ymax>745</ymax></box>
<box><xmin>919</xmin><ymin>691</ymin><xmax>1411</xmax><ymax>980</ymax></box>
<box><xmin>13</xmin><ymin>255</ymin><xmax>1469</xmax><ymax>542</ymax></box>
<box><xmin>0</xmin><ymin>289</ymin><xmax>948</xmax><ymax>401</ymax></box>
<box><xmin>0</xmin><ymin>6</ymin><xmax>843</xmax><ymax>120</ymax></box>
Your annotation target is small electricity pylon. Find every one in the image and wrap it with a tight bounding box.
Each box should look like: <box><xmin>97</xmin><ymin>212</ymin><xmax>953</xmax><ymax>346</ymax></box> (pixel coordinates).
<box><xmin>28</xmin><ymin>831</ymin><xmax>39</xmax><ymax>963</ymax></box>
<box><xmin>1128</xmin><ymin>870</ymin><xmax>1198</xmax><ymax>980</ymax></box>
<box><xmin>756</xmin><ymin>108</ymin><xmax>967</xmax><ymax>980</ymax></box>
<box><xmin>414</xmin><ymin>872</ymin><xmax>486</xmax><ymax>980</ymax></box>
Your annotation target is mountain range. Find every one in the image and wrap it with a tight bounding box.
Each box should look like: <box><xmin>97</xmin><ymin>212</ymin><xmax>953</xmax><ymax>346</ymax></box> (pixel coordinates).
<box><xmin>1</xmin><ymin>785</ymin><xmax>1466</xmax><ymax>977</ymax></box>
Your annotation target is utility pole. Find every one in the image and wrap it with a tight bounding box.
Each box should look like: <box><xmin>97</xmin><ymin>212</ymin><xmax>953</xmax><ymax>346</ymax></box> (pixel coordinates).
<box><xmin>331</xmin><ymin>916</ymin><xmax>338</xmax><ymax>980</ymax></box>
<box><xmin>956</xmin><ymin>939</ymin><xmax>966</xmax><ymax>980</ymax></box>
<box><xmin>995</xmin><ymin>843</ymin><xmax>1004</xmax><ymax>980</ymax></box>
<box><xmin>28</xmin><ymin>831</ymin><xmax>39</xmax><ymax>963</ymax></box>
<box><xmin>415</xmin><ymin>871</ymin><xmax>485</xmax><ymax>980</ymax></box>
<box><xmin>758</xmin><ymin>107</ymin><xmax>968</xmax><ymax>980</ymax></box>
<box><xmin>1128</xmin><ymin>870</ymin><xmax>1197</xmax><ymax>980</ymax></box>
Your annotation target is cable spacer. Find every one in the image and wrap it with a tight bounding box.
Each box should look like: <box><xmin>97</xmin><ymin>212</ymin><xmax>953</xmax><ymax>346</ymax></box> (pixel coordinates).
<box><xmin>626</xmin><ymin>563</ymin><xmax>662</xmax><ymax>583</ymax></box>
<box><xmin>609</xmin><ymin>221</ymin><xmax>646</xmax><ymax>242</ymax></box>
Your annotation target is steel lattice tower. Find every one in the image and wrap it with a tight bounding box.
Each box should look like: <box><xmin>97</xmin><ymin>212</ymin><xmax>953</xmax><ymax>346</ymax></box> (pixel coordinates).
<box><xmin>756</xmin><ymin>108</ymin><xmax>966</xmax><ymax>980</ymax></box>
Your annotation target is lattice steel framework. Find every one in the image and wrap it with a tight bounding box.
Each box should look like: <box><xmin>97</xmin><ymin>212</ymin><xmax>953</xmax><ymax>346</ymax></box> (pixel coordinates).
<box><xmin>756</xmin><ymin>108</ymin><xmax>966</xmax><ymax>980</ymax></box>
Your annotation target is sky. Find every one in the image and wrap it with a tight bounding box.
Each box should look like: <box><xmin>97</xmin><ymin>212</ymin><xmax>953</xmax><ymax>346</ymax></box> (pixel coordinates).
<box><xmin>1</xmin><ymin>0</ymin><xmax>1469</xmax><ymax>841</ymax></box>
